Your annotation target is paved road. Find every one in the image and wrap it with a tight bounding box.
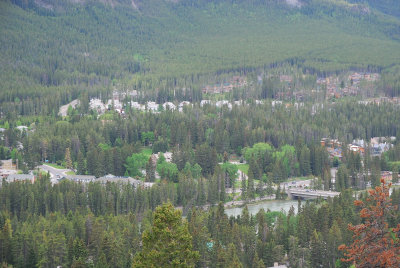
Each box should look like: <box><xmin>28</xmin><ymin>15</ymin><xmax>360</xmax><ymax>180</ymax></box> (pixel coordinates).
<box><xmin>280</xmin><ymin>179</ymin><xmax>312</xmax><ymax>189</ymax></box>
<box><xmin>37</xmin><ymin>164</ymin><xmax>72</xmax><ymax>184</ymax></box>
<box><xmin>287</xmin><ymin>188</ymin><xmax>340</xmax><ymax>199</ymax></box>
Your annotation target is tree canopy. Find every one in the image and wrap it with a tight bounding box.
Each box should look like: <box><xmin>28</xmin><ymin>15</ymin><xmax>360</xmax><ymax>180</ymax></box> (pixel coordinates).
<box><xmin>339</xmin><ymin>179</ymin><xmax>400</xmax><ymax>267</ymax></box>
<box><xmin>132</xmin><ymin>203</ymin><xmax>199</xmax><ymax>267</ymax></box>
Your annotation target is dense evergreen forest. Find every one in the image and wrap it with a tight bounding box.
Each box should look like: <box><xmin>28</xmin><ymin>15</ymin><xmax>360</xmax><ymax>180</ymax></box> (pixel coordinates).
<box><xmin>1</xmin><ymin>0</ymin><xmax>400</xmax><ymax>267</ymax></box>
<box><xmin>1</xmin><ymin>0</ymin><xmax>400</xmax><ymax>117</ymax></box>
<box><xmin>2</xmin><ymin>101</ymin><xmax>400</xmax><ymax>189</ymax></box>
<box><xmin>2</xmin><ymin>99</ymin><xmax>400</xmax><ymax>267</ymax></box>
<box><xmin>1</xmin><ymin>174</ymin><xmax>400</xmax><ymax>267</ymax></box>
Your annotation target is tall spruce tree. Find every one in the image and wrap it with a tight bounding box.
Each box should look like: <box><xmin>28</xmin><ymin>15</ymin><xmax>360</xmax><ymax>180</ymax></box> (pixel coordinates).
<box><xmin>132</xmin><ymin>203</ymin><xmax>199</xmax><ymax>267</ymax></box>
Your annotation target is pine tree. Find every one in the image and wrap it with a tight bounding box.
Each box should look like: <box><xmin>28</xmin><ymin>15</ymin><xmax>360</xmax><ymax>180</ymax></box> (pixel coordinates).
<box><xmin>227</xmin><ymin>243</ymin><xmax>243</xmax><ymax>267</ymax></box>
<box><xmin>145</xmin><ymin>157</ymin><xmax>156</xmax><ymax>182</ymax></box>
<box><xmin>336</xmin><ymin>165</ymin><xmax>349</xmax><ymax>191</ymax></box>
<box><xmin>327</xmin><ymin>221</ymin><xmax>342</xmax><ymax>267</ymax></box>
<box><xmin>247</xmin><ymin>171</ymin><xmax>255</xmax><ymax>200</ymax></box>
<box><xmin>132</xmin><ymin>203</ymin><xmax>199</xmax><ymax>267</ymax></box>
<box><xmin>0</xmin><ymin>219</ymin><xmax>13</xmax><ymax>264</ymax></box>
<box><xmin>77</xmin><ymin>150</ymin><xmax>86</xmax><ymax>175</ymax></box>
<box><xmin>371</xmin><ymin>157</ymin><xmax>381</xmax><ymax>188</ymax></box>
<box><xmin>252</xmin><ymin>252</ymin><xmax>264</xmax><ymax>268</ymax></box>
<box><xmin>197</xmin><ymin>178</ymin><xmax>207</xmax><ymax>206</ymax></box>
<box><xmin>241</xmin><ymin>173</ymin><xmax>247</xmax><ymax>201</ymax></box>
<box><xmin>310</xmin><ymin>230</ymin><xmax>326</xmax><ymax>267</ymax></box>
<box><xmin>65</xmin><ymin>147</ymin><xmax>73</xmax><ymax>169</ymax></box>
<box><xmin>256</xmin><ymin>180</ymin><xmax>265</xmax><ymax>198</ymax></box>
<box><xmin>392</xmin><ymin>166</ymin><xmax>399</xmax><ymax>184</ymax></box>
<box><xmin>300</xmin><ymin>146</ymin><xmax>311</xmax><ymax>176</ymax></box>
<box><xmin>275</xmin><ymin>184</ymin><xmax>282</xmax><ymax>200</ymax></box>
<box><xmin>26</xmin><ymin>247</ymin><xmax>37</xmax><ymax>268</ymax></box>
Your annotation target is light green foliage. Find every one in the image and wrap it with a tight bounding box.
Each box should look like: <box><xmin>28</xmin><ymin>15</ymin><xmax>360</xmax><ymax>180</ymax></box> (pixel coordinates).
<box><xmin>243</xmin><ymin>143</ymin><xmax>273</xmax><ymax>162</ymax></box>
<box><xmin>191</xmin><ymin>164</ymin><xmax>202</xmax><ymax>179</ymax></box>
<box><xmin>220</xmin><ymin>162</ymin><xmax>238</xmax><ymax>180</ymax></box>
<box><xmin>125</xmin><ymin>153</ymin><xmax>149</xmax><ymax>177</ymax></box>
<box><xmin>237</xmin><ymin>164</ymin><xmax>249</xmax><ymax>175</ymax></box>
<box><xmin>46</xmin><ymin>163</ymin><xmax>65</xmax><ymax>169</ymax></box>
<box><xmin>98</xmin><ymin>143</ymin><xmax>111</xmax><ymax>151</ymax></box>
<box><xmin>132</xmin><ymin>203</ymin><xmax>199</xmax><ymax>267</ymax></box>
<box><xmin>141</xmin><ymin>132</ymin><xmax>155</xmax><ymax>146</ymax></box>
<box><xmin>157</xmin><ymin>153</ymin><xmax>179</xmax><ymax>182</ymax></box>
<box><xmin>157</xmin><ymin>161</ymin><xmax>179</xmax><ymax>183</ymax></box>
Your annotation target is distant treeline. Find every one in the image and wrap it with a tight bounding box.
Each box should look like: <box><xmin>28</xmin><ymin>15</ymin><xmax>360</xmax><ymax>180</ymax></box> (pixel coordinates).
<box><xmin>2</xmin><ymin>0</ymin><xmax>400</xmax><ymax>116</ymax></box>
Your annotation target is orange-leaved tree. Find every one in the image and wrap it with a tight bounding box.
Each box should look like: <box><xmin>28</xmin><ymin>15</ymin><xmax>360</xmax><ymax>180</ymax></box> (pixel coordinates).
<box><xmin>339</xmin><ymin>179</ymin><xmax>400</xmax><ymax>267</ymax></box>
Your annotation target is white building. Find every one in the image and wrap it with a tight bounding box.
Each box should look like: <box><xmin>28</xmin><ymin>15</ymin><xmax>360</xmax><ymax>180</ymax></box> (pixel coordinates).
<box><xmin>146</xmin><ymin>101</ymin><xmax>159</xmax><ymax>112</ymax></box>
<box><xmin>16</xmin><ymin>126</ymin><xmax>28</xmax><ymax>132</ymax></box>
<box><xmin>130</xmin><ymin>101</ymin><xmax>145</xmax><ymax>111</ymax></box>
<box><xmin>163</xmin><ymin>102</ymin><xmax>176</xmax><ymax>110</ymax></box>
<box><xmin>89</xmin><ymin>98</ymin><xmax>107</xmax><ymax>114</ymax></box>
<box><xmin>106</xmin><ymin>99</ymin><xmax>123</xmax><ymax>110</ymax></box>
<box><xmin>200</xmin><ymin>100</ymin><xmax>211</xmax><ymax>107</ymax></box>
<box><xmin>216</xmin><ymin>100</ymin><xmax>232</xmax><ymax>110</ymax></box>
<box><xmin>178</xmin><ymin>101</ymin><xmax>192</xmax><ymax>112</ymax></box>
<box><xmin>233</xmin><ymin>100</ymin><xmax>243</xmax><ymax>106</ymax></box>
<box><xmin>272</xmin><ymin>100</ymin><xmax>282</xmax><ymax>107</ymax></box>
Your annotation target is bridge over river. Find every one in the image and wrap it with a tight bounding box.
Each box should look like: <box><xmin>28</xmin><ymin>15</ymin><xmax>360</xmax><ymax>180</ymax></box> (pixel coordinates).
<box><xmin>287</xmin><ymin>188</ymin><xmax>340</xmax><ymax>200</ymax></box>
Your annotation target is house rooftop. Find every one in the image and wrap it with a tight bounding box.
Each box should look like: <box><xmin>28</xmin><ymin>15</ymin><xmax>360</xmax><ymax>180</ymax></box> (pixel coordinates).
<box><xmin>63</xmin><ymin>175</ymin><xmax>96</xmax><ymax>182</ymax></box>
<box><xmin>6</xmin><ymin>174</ymin><xmax>35</xmax><ymax>183</ymax></box>
<box><xmin>97</xmin><ymin>175</ymin><xmax>141</xmax><ymax>185</ymax></box>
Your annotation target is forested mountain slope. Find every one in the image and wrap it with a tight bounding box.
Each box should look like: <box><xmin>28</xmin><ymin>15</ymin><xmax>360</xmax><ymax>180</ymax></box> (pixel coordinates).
<box><xmin>1</xmin><ymin>0</ymin><xmax>400</xmax><ymax>104</ymax></box>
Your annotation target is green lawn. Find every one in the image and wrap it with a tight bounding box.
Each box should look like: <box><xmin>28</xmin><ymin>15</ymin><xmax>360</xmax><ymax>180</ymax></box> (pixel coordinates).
<box><xmin>237</xmin><ymin>164</ymin><xmax>249</xmax><ymax>175</ymax></box>
<box><xmin>66</xmin><ymin>171</ymin><xmax>76</xmax><ymax>175</ymax></box>
<box><xmin>46</xmin><ymin>163</ymin><xmax>65</xmax><ymax>169</ymax></box>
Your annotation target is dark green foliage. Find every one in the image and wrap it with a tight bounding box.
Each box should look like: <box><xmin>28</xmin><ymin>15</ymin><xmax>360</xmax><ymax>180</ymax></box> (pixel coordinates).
<box><xmin>195</xmin><ymin>143</ymin><xmax>217</xmax><ymax>176</ymax></box>
<box><xmin>2</xmin><ymin>0</ymin><xmax>400</xmax><ymax>117</ymax></box>
<box><xmin>2</xmin><ymin>171</ymin><xmax>400</xmax><ymax>267</ymax></box>
<box><xmin>132</xmin><ymin>203</ymin><xmax>199</xmax><ymax>267</ymax></box>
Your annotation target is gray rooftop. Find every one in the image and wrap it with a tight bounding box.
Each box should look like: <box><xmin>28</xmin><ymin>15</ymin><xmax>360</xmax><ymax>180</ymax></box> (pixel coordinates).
<box><xmin>64</xmin><ymin>175</ymin><xmax>96</xmax><ymax>182</ymax></box>
<box><xmin>97</xmin><ymin>175</ymin><xmax>142</xmax><ymax>185</ymax></box>
<box><xmin>6</xmin><ymin>174</ymin><xmax>35</xmax><ymax>182</ymax></box>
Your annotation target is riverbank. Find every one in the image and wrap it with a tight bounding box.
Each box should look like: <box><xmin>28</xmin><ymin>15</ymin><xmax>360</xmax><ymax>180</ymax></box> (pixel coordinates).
<box><xmin>225</xmin><ymin>199</ymin><xmax>299</xmax><ymax>217</ymax></box>
<box><xmin>224</xmin><ymin>195</ymin><xmax>277</xmax><ymax>208</ymax></box>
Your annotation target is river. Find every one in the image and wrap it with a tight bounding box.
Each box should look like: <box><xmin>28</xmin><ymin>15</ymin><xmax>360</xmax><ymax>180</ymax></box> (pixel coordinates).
<box><xmin>225</xmin><ymin>199</ymin><xmax>300</xmax><ymax>217</ymax></box>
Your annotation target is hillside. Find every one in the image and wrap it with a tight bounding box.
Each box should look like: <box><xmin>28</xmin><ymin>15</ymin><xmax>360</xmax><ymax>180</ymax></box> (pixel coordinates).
<box><xmin>1</xmin><ymin>0</ymin><xmax>400</xmax><ymax>105</ymax></box>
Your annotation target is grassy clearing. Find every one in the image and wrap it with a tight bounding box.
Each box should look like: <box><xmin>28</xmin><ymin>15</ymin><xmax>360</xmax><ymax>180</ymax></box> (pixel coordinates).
<box><xmin>237</xmin><ymin>164</ymin><xmax>249</xmax><ymax>175</ymax></box>
<box><xmin>46</xmin><ymin>163</ymin><xmax>65</xmax><ymax>169</ymax></box>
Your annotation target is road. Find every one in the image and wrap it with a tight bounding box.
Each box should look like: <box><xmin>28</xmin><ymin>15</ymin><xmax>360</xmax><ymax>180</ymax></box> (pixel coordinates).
<box><xmin>287</xmin><ymin>188</ymin><xmax>340</xmax><ymax>200</ymax></box>
<box><xmin>37</xmin><ymin>164</ymin><xmax>72</xmax><ymax>184</ymax></box>
<box><xmin>58</xmin><ymin>99</ymin><xmax>79</xmax><ymax>116</ymax></box>
<box><xmin>280</xmin><ymin>179</ymin><xmax>312</xmax><ymax>189</ymax></box>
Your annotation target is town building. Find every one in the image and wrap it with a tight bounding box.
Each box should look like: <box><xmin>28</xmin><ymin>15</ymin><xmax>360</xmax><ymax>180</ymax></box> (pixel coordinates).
<box><xmin>63</xmin><ymin>175</ymin><xmax>96</xmax><ymax>183</ymax></box>
<box><xmin>6</xmin><ymin>174</ymin><xmax>35</xmax><ymax>183</ymax></box>
<box><xmin>162</xmin><ymin>102</ymin><xmax>176</xmax><ymax>110</ymax></box>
